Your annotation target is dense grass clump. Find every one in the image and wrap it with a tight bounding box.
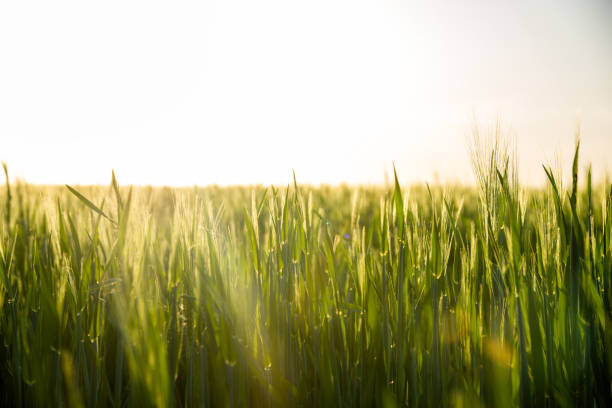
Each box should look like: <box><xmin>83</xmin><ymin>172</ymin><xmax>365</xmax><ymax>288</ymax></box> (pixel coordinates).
<box><xmin>1</xmin><ymin>143</ymin><xmax>611</xmax><ymax>407</ymax></box>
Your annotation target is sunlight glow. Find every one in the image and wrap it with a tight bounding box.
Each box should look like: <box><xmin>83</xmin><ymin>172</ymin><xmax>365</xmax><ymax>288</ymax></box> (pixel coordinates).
<box><xmin>1</xmin><ymin>0</ymin><xmax>611</xmax><ymax>186</ymax></box>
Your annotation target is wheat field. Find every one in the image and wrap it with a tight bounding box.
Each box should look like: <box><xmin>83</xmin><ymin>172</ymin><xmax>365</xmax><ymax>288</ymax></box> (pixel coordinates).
<box><xmin>1</xmin><ymin>140</ymin><xmax>611</xmax><ymax>407</ymax></box>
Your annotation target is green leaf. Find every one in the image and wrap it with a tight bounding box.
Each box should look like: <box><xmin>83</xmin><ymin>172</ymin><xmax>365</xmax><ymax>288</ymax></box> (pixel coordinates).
<box><xmin>65</xmin><ymin>184</ymin><xmax>115</xmax><ymax>224</ymax></box>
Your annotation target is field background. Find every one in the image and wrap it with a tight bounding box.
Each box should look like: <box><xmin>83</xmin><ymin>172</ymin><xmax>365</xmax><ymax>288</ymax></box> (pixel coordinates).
<box><xmin>1</xmin><ymin>142</ymin><xmax>611</xmax><ymax>407</ymax></box>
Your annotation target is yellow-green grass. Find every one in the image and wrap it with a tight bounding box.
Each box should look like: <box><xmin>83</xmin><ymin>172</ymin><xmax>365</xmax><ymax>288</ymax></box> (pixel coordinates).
<box><xmin>0</xmin><ymin>142</ymin><xmax>611</xmax><ymax>407</ymax></box>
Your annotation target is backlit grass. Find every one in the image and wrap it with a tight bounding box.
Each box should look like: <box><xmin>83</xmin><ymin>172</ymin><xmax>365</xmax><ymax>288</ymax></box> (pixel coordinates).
<box><xmin>1</xmin><ymin>141</ymin><xmax>611</xmax><ymax>407</ymax></box>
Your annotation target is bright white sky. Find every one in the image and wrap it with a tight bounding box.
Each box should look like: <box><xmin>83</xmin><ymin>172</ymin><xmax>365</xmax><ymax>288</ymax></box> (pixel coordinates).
<box><xmin>1</xmin><ymin>0</ymin><xmax>611</xmax><ymax>186</ymax></box>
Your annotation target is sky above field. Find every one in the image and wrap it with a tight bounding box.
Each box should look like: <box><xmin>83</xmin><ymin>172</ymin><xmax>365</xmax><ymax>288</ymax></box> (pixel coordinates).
<box><xmin>1</xmin><ymin>0</ymin><xmax>611</xmax><ymax>186</ymax></box>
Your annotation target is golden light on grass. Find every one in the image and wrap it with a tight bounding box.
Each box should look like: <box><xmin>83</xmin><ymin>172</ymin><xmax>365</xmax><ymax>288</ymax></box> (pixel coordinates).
<box><xmin>1</xmin><ymin>1</ymin><xmax>612</xmax><ymax>407</ymax></box>
<box><xmin>485</xmin><ymin>337</ymin><xmax>514</xmax><ymax>368</ymax></box>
